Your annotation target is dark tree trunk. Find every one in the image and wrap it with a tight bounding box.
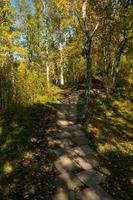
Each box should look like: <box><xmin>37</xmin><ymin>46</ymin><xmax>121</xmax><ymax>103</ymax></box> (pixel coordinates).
<box><xmin>83</xmin><ymin>36</ymin><xmax>92</xmax><ymax>119</ymax></box>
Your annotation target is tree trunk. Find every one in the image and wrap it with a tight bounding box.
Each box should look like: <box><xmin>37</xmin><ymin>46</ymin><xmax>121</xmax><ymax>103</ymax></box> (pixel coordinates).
<box><xmin>45</xmin><ymin>30</ymin><xmax>50</xmax><ymax>85</ymax></box>
<box><xmin>72</xmin><ymin>0</ymin><xmax>99</xmax><ymax>118</ymax></box>
<box><xmin>83</xmin><ymin>35</ymin><xmax>92</xmax><ymax>119</ymax></box>
<box><xmin>54</xmin><ymin>63</ymin><xmax>59</xmax><ymax>85</ymax></box>
<box><xmin>112</xmin><ymin>37</ymin><xmax>127</xmax><ymax>89</ymax></box>
<box><xmin>81</xmin><ymin>0</ymin><xmax>99</xmax><ymax>120</ymax></box>
<box><xmin>59</xmin><ymin>42</ymin><xmax>65</xmax><ymax>86</ymax></box>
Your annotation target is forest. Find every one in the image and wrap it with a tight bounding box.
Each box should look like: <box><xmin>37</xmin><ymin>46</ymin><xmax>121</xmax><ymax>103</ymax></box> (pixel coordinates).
<box><xmin>0</xmin><ymin>0</ymin><xmax>133</xmax><ymax>200</ymax></box>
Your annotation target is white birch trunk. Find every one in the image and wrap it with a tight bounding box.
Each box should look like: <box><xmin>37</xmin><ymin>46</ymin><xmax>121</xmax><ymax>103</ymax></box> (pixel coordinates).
<box><xmin>60</xmin><ymin>65</ymin><xmax>64</xmax><ymax>86</ymax></box>
<box><xmin>46</xmin><ymin>46</ymin><xmax>49</xmax><ymax>83</ymax></box>
<box><xmin>59</xmin><ymin>42</ymin><xmax>64</xmax><ymax>86</ymax></box>
<box><xmin>45</xmin><ymin>31</ymin><xmax>49</xmax><ymax>84</ymax></box>
<box><xmin>41</xmin><ymin>0</ymin><xmax>50</xmax><ymax>84</ymax></box>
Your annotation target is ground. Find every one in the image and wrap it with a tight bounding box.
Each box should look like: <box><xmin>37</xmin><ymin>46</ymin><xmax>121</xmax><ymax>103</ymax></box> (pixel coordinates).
<box><xmin>51</xmin><ymin>91</ymin><xmax>113</xmax><ymax>200</ymax></box>
<box><xmin>78</xmin><ymin>89</ymin><xmax>133</xmax><ymax>200</ymax></box>
<box><xmin>0</xmin><ymin>87</ymin><xmax>61</xmax><ymax>199</ymax></box>
<box><xmin>0</xmin><ymin>89</ymin><xmax>132</xmax><ymax>200</ymax></box>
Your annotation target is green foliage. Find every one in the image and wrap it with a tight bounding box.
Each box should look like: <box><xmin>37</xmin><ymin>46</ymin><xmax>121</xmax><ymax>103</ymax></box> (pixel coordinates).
<box><xmin>1</xmin><ymin>0</ymin><xmax>132</xmax><ymax>110</ymax></box>
<box><xmin>14</xmin><ymin>62</ymin><xmax>47</xmax><ymax>105</ymax></box>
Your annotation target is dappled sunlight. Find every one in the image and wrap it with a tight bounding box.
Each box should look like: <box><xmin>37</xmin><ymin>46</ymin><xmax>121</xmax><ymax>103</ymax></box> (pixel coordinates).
<box><xmin>105</xmin><ymin>110</ymin><xmax>114</xmax><ymax>117</ymax></box>
<box><xmin>97</xmin><ymin>143</ymin><xmax>117</xmax><ymax>154</ymax></box>
<box><xmin>24</xmin><ymin>151</ymin><xmax>34</xmax><ymax>160</ymax></box>
<box><xmin>57</xmin><ymin>119</ymin><xmax>74</xmax><ymax>127</ymax></box>
<box><xmin>1</xmin><ymin>135</ymin><xmax>12</xmax><ymax>150</ymax></box>
<box><xmin>3</xmin><ymin>162</ymin><xmax>13</xmax><ymax>174</ymax></box>
<box><xmin>50</xmin><ymin>91</ymin><xmax>114</xmax><ymax>200</ymax></box>
<box><xmin>30</xmin><ymin>137</ymin><xmax>38</xmax><ymax>143</ymax></box>
<box><xmin>81</xmin><ymin>89</ymin><xmax>133</xmax><ymax>200</ymax></box>
<box><xmin>86</xmin><ymin>90</ymin><xmax>133</xmax><ymax>142</ymax></box>
<box><xmin>0</xmin><ymin>102</ymin><xmax>57</xmax><ymax>199</ymax></box>
<box><xmin>87</xmin><ymin>124</ymin><xmax>102</xmax><ymax>137</ymax></box>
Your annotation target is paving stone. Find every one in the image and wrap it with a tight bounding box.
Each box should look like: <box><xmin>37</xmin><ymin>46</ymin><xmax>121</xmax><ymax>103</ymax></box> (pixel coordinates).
<box><xmin>57</xmin><ymin>110</ymin><xmax>66</xmax><ymax>115</ymax></box>
<box><xmin>66</xmin><ymin>148</ymin><xmax>97</xmax><ymax>164</ymax></box>
<box><xmin>69</xmin><ymin>113</ymin><xmax>76</xmax><ymax>117</ymax></box>
<box><xmin>57</xmin><ymin>119</ymin><xmax>74</xmax><ymax>127</ymax></box>
<box><xmin>48</xmin><ymin>139</ymin><xmax>62</xmax><ymax>147</ymax></box>
<box><xmin>54</xmin><ymin>155</ymin><xmax>80</xmax><ymax>173</ymax></box>
<box><xmin>52</xmin><ymin>189</ymin><xmax>68</xmax><ymax>200</ymax></box>
<box><xmin>71</xmin><ymin>130</ymin><xmax>85</xmax><ymax>137</ymax></box>
<box><xmin>58</xmin><ymin>138</ymin><xmax>74</xmax><ymax>148</ymax></box>
<box><xmin>56</xmin><ymin>131</ymin><xmax>72</xmax><ymax>139</ymax></box>
<box><xmin>51</xmin><ymin>138</ymin><xmax>74</xmax><ymax>148</ymax></box>
<box><xmin>78</xmin><ymin>186</ymin><xmax>113</xmax><ymax>200</ymax></box>
<box><xmin>52</xmin><ymin>92</ymin><xmax>114</xmax><ymax>200</ymax></box>
<box><xmin>76</xmin><ymin>170</ymin><xmax>105</xmax><ymax>187</ymax></box>
<box><xmin>53</xmin><ymin>148</ymin><xmax>67</xmax><ymax>157</ymax></box>
<box><xmin>58</xmin><ymin>114</ymin><xmax>67</xmax><ymax>120</ymax></box>
<box><xmin>53</xmin><ymin>189</ymin><xmax>75</xmax><ymax>200</ymax></box>
<box><xmin>53</xmin><ymin>147</ymin><xmax>71</xmax><ymax>157</ymax></box>
<box><xmin>72</xmin><ymin>136</ymin><xmax>89</xmax><ymax>146</ymax></box>
<box><xmin>72</xmin><ymin>146</ymin><xmax>97</xmax><ymax>157</ymax></box>
<box><xmin>65</xmin><ymin>148</ymin><xmax>79</xmax><ymax>158</ymax></box>
<box><xmin>54</xmin><ymin>172</ymin><xmax>83</xmax><ymax>190</ymax></box>
<box><xmin>73</xmin><ymin>155</ymin><xmax>98</xmax><ymax>170</ymax></box>
<box><xmin>68</xmin><ymin>112</ymin><xmax>77</xmax><ymax>120</ymax></box>
<box><xmin>70</xmin><ymin>124</ymin><xmax>82</xmax><ymax>130</ymax></box>
<box><xmin>51</xmin><ymin>139</ymin><xmax>73</xmax><ymax>148</ymax></box>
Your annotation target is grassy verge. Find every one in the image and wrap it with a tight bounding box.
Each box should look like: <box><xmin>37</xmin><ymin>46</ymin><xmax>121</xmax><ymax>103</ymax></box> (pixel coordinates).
<box><xmin>0</xmin><ymin>86</ymin><xmax>61</xmax><ymax>199</ymax></box>
<box><xmin>78</xmin><ymin>89</ymin><xmax>133</xmax><ymax>200</ymax></box>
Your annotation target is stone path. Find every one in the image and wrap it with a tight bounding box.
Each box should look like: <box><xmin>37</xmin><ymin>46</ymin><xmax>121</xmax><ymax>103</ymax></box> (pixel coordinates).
<box><xmin>51</xmin><ymin>91</ymin><xmax>114</xmax><ymax>200</ymax></box>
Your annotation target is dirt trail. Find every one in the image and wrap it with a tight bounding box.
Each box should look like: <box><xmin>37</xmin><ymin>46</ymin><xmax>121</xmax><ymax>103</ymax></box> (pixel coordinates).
<box><xmin>51</xmin><ymin>91</ymin><xmax>114</xmax><ymax>200</ymax></box>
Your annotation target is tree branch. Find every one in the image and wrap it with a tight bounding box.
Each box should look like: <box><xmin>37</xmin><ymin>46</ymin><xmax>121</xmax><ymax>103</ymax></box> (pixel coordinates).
<box><xmin>71</xmin><ymin>9</ymin><xmax>86</xmax><ymax>33</ymax></box>
<box><xmin>40</xmin><ymin>0</ymin><xmax>46</xmax><ymax>9</ymax></box>
<box><xmin>90</xmin><ymin>22</ymin><xmax>99</xmax><ymax>38</ymax></box>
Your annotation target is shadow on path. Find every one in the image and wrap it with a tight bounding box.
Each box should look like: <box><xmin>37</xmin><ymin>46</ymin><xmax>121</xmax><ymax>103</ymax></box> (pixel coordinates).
<box><xmin>0</xmin><ymin>91</ymin><xmax>117</xmax><ymax>200</ymax></box>
<box><xmin>50</xmin><ymin>91</ymin><xmax>114</xmax><ymax>200</ymax></box>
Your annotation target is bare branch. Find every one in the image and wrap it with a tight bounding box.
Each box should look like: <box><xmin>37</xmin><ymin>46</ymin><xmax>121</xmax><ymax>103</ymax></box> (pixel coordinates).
<box><xmin>40</xmin><ymin>0</ymin><xmax>46</xmax><ymax>9</ymax></box>
<box><xmin>90</xmin><ymin>22</ymin><xmax>99</xmax><ymax>38</ymax></box>
<box><xmin>71</xmin><ymin>9</ymin><xmax>86</xmax><ymax>33</ymax></box>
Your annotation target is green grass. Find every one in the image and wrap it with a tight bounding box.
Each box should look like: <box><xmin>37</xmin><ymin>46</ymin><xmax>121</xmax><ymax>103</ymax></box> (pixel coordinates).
<box><xmin>0</xmin><ymin>87</ymin><xmax>61</xmax><ymax>199</ymax></box>
<box><xmin>79</xmin><ymin>89</ymin><xmax>133</xmax><ymax>200</ymax></box>
<box><xmin>35</xmin><ymin>85</ymin><xmax>62</xmax><ymax>104</ymax></box>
